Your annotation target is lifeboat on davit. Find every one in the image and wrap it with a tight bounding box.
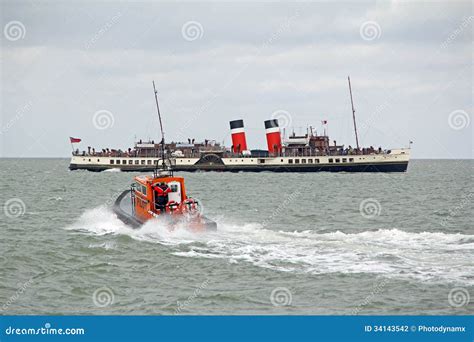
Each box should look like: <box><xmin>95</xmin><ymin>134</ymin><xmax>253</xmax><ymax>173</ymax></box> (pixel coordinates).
<box><xmin>113</xmin><ymin>168</ymin><xmax>217</xmax><ymax>231</ymax></box>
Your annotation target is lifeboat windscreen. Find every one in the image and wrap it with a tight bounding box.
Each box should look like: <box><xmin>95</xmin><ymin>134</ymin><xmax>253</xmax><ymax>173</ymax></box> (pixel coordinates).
<box><xmin>166</xmin><ymin>181</ymin><xmax>182</xmax><ymax>203</ymax></box>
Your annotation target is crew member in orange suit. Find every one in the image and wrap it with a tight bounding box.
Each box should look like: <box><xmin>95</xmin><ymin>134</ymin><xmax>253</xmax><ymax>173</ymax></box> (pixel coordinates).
<box><xmin>153</xmin><ymin>182</ymin><xmax>171</xmax><ymax>212</ymax></box>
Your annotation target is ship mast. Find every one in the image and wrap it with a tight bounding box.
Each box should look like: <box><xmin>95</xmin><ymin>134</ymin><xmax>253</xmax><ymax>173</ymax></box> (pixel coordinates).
<box><xmin>347</xmin><ymin>76</ymin><xmax>360</xmax><ymax>150</ymax></box>
<box><xmin>152</xmin><ymin>81</ymin><xmax>167</xmax><ymax>170</ymax></box>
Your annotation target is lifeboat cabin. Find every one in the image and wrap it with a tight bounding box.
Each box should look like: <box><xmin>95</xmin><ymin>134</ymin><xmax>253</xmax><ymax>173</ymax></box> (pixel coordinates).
<box><xmin>113</xmin><ymin>172</ymin><xmax>217</xmax><ymax>231</ymax></box>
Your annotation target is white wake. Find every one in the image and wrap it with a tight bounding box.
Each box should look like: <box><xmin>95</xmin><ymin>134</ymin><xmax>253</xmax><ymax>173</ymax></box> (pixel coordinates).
<box><xmin>67</xmin><ymin>206</ymin><xmax>474</xmax><ymax>285</ymax></box>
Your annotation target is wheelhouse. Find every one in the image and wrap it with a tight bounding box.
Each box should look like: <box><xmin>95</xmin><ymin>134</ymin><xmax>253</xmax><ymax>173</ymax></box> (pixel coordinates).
<box><xmin>131</xmin><ymin>174</ymin><xmax>188</xmax><ymax>221</ymax></box>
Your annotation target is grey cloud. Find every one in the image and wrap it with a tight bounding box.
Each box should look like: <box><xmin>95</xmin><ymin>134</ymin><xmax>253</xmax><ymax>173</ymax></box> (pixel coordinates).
<box><xmin>0</xmin><ymin>0</ymin><xmax>472</xmax><ymax>158</ymax></box>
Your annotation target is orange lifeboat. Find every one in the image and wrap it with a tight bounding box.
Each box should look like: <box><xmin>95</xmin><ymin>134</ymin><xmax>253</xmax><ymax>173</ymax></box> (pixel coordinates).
<box><xmin>113</xmin><ymin>169</ymin><xmax>217</xmax><ymax>231</ymax></box>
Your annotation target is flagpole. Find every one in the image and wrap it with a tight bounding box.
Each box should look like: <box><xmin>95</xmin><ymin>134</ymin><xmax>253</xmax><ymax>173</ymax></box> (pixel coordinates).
<box><xmin>322</xmin><ymin>121</ymin><xmax>328</xmax><ymax>137</ymax></box>
<box><xmin>69</xmin><ymin>137</ymin><xmax>80</xmax><ymax>154</ymax></box>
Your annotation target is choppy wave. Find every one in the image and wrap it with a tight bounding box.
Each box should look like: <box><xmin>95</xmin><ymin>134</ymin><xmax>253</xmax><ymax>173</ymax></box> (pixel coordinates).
<box><xmin>68</xmin><ymin>207</ymin><xmax>474</xmax><ymax>285</ymax></box>
<box><xmin>102</xmin><ymin>168</ymin><xmax>121</xmax><ymax>173</ymax></box>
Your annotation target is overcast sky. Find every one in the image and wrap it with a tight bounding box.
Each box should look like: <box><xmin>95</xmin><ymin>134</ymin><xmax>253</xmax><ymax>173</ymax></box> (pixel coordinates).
<box><xmin>1</xmin><ymin>0</ymin><xmax>472</xmax><ymax>158</ymax></box>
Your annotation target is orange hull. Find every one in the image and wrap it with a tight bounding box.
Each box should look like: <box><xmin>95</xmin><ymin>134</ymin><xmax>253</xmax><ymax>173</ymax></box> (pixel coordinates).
<box><xmin>113</xmin><ymin>173</ymin><xmax>217</xmax><ymax>231</ymax></box>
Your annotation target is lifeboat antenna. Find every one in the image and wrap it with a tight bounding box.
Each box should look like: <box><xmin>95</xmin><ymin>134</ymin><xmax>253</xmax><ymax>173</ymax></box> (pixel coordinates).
<box><xmin>347</xmin><ymin>76</ymin><xmax>360</xmax><ymax>150</ymax></box>
<box><xmin>152</xmin><ymin>81</ymin><xmax>169</xmax><ymax>176</ymax></box>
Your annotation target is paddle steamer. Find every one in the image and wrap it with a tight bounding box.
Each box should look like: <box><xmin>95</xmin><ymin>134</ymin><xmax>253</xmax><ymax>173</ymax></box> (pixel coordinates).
<box><xmin>69</xmin><ymin>78</ymin><xmax>411</xmax><ymax>173</ymax></box>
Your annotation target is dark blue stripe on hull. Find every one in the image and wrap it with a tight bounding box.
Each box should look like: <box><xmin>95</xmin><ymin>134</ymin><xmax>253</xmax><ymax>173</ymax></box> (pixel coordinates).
<box><xmin>70</xmin><ymin>162</ymin><xmax>408</xmax><ymax>173</ymax></box>
<box><xmin>175</xmin><ymin>163</ymin><xmax>408</xmax><ymax>173</ymax></box>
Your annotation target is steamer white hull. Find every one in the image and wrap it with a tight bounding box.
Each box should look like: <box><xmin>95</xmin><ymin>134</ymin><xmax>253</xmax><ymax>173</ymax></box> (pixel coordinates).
<box><xmin>69</xmin><ymin>148</ymin><xmax>410</xmax><ymax>173</ymax></box>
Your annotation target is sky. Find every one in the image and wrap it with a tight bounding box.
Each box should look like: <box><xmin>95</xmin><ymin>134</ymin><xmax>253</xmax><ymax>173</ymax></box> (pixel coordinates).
<box><xmin>0</xmin><ymin>0</ymin><xmax>472</xmax><ymax>158</ymax></box>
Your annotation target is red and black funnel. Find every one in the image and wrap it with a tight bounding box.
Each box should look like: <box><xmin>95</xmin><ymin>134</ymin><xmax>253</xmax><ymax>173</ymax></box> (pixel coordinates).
<box><xmin>230</xmin><ymin>119</ymin><xmax>248</xmax><ymax>153</ymax></box>
<box><xmin>264</xmin><ymin>119</ymin><xmax>282</xmax><ymax>154</ymax></box>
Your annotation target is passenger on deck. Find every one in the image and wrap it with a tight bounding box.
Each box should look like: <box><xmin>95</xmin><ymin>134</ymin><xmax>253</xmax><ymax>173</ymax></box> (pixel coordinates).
<box><xmin>153</xmin><ymin>182</ymin><xmax>171</xmax><ymax>213</ymax></box>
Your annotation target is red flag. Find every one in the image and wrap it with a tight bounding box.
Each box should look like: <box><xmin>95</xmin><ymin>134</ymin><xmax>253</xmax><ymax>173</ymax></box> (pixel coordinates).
<box><xmin>70</xmin><ymin>137</ymin><xmax>81</xmax><ymax>143</ymax></box>
<box><xmin>322</xmin><ymin>120</ymin><xmax>328</xmax><ymax>125</ymax></box>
